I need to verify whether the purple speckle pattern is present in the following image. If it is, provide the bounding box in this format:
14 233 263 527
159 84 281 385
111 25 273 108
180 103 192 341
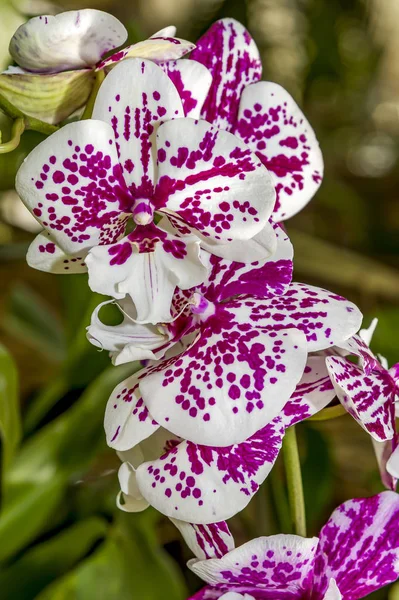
192 18 323 221
234 82 323 221
326 353 398 443
191 19 262 130
171 519 235 560
159 60 212 119
189 492 399 600
129 355 337 524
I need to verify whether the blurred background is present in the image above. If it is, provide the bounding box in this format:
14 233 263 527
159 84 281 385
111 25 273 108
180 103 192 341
0 0 398 598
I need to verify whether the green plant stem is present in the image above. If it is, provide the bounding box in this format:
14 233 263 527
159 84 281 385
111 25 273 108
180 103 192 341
82 70 105 119
282 425 306 537
0 118 25 153
308 404 346 421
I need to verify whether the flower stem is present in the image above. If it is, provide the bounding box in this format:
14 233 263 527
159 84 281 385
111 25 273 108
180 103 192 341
0 118 25 154
82 70 105 119
282 425 306 537
308 404 346 421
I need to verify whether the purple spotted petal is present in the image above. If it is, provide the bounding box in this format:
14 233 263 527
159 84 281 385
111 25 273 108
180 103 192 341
313 492 399 599
337 334 381 374
160 60 212 118
199 222 293 302
234 82 323 221
189 535 318 596
191 19 261 130
16 120 129 256
135 418 286 523
326 356 396 442
27 231 88 273
155 118 275 243
373 436 398 491
281 356 335 428
140 302 307 446
93 58 184 195
105 371 159 451
96 37 195 71
9 10 127 73
171 519 235 559
230 283 362 352
86 223 207 324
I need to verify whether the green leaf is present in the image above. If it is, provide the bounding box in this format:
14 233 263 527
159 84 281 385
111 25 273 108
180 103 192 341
36 514 187 600
0 362 140 562
0 343 21 475
0 518 107 600
4 283 66 363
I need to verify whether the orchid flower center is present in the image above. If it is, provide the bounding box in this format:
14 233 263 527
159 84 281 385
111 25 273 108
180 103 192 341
132 198 154 226
190 293 215 321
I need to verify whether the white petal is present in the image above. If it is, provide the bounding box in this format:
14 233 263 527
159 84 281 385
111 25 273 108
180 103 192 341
97 37 194 71
105 372 160 451
170 518 235 560
87 299 169 363
27 231 88 273
10 10 127 72
16 120 128 256
160 60 212 118
156 118 275 243
235 82 323 221
93 58 184 191
117 462 149 512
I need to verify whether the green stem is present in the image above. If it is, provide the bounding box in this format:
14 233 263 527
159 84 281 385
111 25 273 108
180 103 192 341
82 70 105 119
0 118 25 153
282 425 306 537
308 404 346 421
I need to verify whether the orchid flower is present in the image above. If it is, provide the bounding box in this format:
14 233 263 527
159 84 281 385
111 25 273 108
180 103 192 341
16 57 276 324
183 492 399 600
189 18 323 221
113 354 335 523
1 11 194 124
325 318 399 489
97 230 362 523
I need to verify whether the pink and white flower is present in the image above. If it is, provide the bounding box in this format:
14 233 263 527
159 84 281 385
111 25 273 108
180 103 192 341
113 355 335 523
190 18 323 221
185 492 399 600
17 57 275 323
325 319 399 489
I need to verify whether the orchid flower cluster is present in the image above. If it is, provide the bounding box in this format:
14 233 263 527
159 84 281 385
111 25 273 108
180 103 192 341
11 9 399 599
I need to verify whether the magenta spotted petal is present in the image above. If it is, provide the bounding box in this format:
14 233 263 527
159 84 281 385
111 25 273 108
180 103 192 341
198 222 293 302
326 355 396 442
189 535 318 596
232 283 363 352
313 492 399 599
155 118 275 243
160 60 213 119
170 519 235 560
16 120 129 256
135 418 286 523
112 353 338 523
27 231 88 273
140 303 307 446
191 19 262 130
93 58 184 194
104 371 159 451
234 82 323 221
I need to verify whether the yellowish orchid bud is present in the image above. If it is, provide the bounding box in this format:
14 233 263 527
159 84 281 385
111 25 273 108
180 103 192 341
0 68 95 125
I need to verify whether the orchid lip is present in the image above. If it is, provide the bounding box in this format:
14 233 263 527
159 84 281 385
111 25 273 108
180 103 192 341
190 293 215 320
132 199 154 225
